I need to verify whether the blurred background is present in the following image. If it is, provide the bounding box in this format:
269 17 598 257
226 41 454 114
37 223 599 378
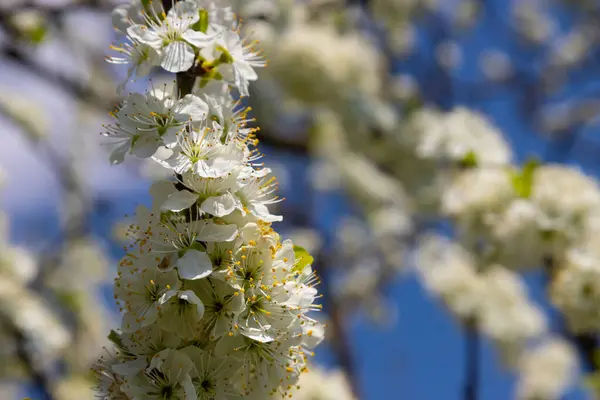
2 0 600 399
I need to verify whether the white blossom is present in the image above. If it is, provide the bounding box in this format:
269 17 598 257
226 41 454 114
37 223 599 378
104 88 209 164
127 1 214 73
551 248 600 333
516 338 578 400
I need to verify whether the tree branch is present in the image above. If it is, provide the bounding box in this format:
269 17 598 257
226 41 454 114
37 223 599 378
464 320 479 400
5 317 56 400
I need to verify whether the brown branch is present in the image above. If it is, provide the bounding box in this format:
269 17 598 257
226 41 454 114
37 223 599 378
4 316 56 400
464 320 479 400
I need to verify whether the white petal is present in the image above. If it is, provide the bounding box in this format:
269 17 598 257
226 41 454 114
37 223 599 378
112 357 147 376
177 250 213 280
110 142 129 165
158 289 178 305
161 41 195 73
194 221 238 242
161 190 198 212
200 193 238 217
212 316 231 338
178 94 209 120
170 0 199 21
240 327 275 343
131 135 159 158
237 62 258 81
127 25 162 48
251 203 282 222
194 149 243 178
179 290 205 320
302 321 325 349
214 334 245 358
182 374 197 400
182 30 214 47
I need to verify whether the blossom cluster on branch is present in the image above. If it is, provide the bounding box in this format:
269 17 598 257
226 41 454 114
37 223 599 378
94 1 324 399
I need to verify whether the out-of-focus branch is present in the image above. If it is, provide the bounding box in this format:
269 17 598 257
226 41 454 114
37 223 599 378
317 251 361 399
0 9 118 111
0 102 90 291
0 45 118 111
4 317 56 400
464 321 479 400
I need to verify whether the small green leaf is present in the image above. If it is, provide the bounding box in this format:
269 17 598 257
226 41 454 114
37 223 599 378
459 151 478 168
27 25 47 44
56 290 81 312
293 245 314 273
192 9 210 33
108 329 124 349
510 157 541 198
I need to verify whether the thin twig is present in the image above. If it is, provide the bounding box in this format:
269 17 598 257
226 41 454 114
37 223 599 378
464 320 479 400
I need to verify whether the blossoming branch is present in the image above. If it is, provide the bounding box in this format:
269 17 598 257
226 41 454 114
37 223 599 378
94 1 324 399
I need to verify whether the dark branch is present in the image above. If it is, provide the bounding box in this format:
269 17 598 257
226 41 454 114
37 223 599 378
464 320 479 400
5 318 56 400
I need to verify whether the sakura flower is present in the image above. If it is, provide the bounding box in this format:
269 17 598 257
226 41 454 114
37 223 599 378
155 122 245 177
127 0 214 72
104 88 209 164
200 29 266 96
121 348 196 400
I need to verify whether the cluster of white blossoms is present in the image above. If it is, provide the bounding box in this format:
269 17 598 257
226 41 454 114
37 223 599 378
96 1 324 399
516 337 578 400
266 19 382 105
276 365 356 400
417 236 547 366
109 0 265 95
413 107 600 397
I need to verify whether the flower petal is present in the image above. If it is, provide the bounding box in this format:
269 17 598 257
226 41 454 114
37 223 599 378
251 203 283 222
161 190 198 212
127 25 161 48
179 94 209 120
193 221 238 242
182 30 214 48
177 250 213 280
200 193 238 217
112 357 147 376
110 142 130 165
131 135 160 158
161 41 195 73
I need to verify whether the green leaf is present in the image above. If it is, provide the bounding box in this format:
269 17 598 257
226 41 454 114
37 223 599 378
56 290 82 313
27 24 47 44
192 9 210 33
108 329 124 349
459 151 478 168
293 245 314 273
510 157 540 198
